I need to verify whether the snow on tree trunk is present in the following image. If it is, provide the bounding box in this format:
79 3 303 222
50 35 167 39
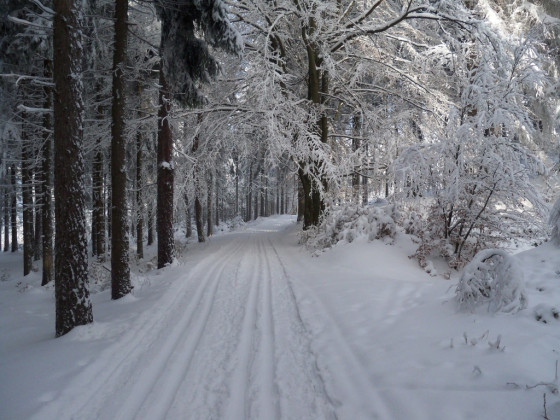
53 0 93 336
110 0 132 298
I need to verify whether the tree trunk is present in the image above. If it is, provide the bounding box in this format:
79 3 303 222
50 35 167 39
11 164 17 252
264 176 268 217
106 175 111 250
260 173 265 217
192 115 204 243
280 184 285 215
195 196 205 243
276 176 280 215
297 176 304 222
157 68 174 268
92 83 105 259
110 0 132 298
207 172 213 237
254 178 259 220
301 29 328 228
185 192 192 238
0 189 2 252
33 175 42 261
352 115 361 204
136 130 144 259
147 202 154 246
234 155 239 216
41 59 53 285
4 178 9 251
247 163 253 222
21 113 34 276
53 0 93 336
215 183 220 227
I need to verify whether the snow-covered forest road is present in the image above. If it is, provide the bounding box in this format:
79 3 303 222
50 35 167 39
28 217 385 420
2 216 559 420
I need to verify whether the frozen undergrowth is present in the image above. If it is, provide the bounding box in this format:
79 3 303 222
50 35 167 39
456 248 527 313
303 204 399 251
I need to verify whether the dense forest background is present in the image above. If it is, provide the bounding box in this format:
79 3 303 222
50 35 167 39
0 0 559 335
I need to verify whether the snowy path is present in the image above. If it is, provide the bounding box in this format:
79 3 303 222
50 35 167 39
3 215 559 420
29 219 380 420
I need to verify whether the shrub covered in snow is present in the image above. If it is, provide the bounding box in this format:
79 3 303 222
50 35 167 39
304 204 398 250
455 249 527 313
228 215 246 231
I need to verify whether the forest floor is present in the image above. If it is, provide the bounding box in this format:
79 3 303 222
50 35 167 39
1 215 560 420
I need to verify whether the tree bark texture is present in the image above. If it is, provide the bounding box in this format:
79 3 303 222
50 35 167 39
185 193 192 238
111 0 132 298
136 131 144 259
33 176 42 261
192 117 204 243
53 0 93 336
41 61 53 285
21 112 34 276
195 196 205 243
92 83 105 259
147 202 154 246
207 172 213 237
157 69 174 268
3 182 9 252
11 164 17 252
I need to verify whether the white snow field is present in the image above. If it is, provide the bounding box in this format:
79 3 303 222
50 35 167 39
1 215 559 420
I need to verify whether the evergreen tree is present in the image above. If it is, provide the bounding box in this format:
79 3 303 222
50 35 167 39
53 0 93 336
154 0 241 267
110 0 132 299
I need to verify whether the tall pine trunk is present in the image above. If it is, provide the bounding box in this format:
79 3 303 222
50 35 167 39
136 131 144 259
4 179 9 251
147 202 154 246
21 112 33 276
41 59 53 285
192 116 204 243
92 83 105 259
33 175 42 261
53 0 93 336
10 164 17 252
156 68 174 268
110 0 132 298
195 196 205 243
207 172 213 237
185 193 192 238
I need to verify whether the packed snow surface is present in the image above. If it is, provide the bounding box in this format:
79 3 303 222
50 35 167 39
1 215 559 419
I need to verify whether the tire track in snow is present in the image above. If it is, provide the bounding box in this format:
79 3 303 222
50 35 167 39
115 240 249 420
222 236 262 419
250 237 279 419
33 239 246 420
268 238 393 419
30 241 235 420
263 237 335 420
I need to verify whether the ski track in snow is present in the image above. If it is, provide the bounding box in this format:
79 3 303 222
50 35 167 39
8 218 558 420
30 228 343 420
268 238 393 420
29 222 423 420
